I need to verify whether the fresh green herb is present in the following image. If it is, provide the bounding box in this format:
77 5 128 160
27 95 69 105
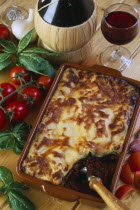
0 53 11 62
18 53 55 78
8 190 36 210
22 47 61 56
17 29 35 53
0 166 36 210
0 29 60 78
0 39 17 54
0 122 32 154
0 166 13 185
0 58 12 70
0 132 14 150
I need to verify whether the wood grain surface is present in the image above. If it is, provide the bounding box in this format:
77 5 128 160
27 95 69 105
0 0 140 210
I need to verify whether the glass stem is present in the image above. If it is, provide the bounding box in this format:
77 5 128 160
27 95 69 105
12 0 17 8
112 45 121 59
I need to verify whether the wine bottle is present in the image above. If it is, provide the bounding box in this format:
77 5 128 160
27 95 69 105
38 0 94 27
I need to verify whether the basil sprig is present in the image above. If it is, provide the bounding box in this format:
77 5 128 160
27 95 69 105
0 28 60 78
0 58 12 70
0 122 32 154
18 53 55 78
0 166 36 210
0 39 17 53
17 29 35 53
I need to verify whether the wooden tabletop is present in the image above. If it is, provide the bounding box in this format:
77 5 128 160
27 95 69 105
0 0 140 209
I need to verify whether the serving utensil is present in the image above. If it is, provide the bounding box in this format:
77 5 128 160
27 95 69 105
80 167 129 210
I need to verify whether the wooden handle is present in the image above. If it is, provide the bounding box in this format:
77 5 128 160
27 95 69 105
89 177 129 210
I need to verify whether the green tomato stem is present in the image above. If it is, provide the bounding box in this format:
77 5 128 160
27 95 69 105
0 105 6 112
0 80 35 105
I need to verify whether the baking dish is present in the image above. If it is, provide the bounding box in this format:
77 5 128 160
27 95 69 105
17 63 140 202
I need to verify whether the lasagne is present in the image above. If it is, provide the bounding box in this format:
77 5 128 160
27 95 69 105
22 67 139 185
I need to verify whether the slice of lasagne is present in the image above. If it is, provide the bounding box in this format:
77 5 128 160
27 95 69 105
22 67 139 185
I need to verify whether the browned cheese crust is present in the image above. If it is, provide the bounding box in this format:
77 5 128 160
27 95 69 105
23 67 139 185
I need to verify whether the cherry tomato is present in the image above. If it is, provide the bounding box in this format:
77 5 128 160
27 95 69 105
0 24 10 40
115 185 135 200
10 66 30 86
21 86 42 106
120 163 134 185
0 83 17 105
134 171 140 190
37 75 53 89
129 152 140 172
0 108 7 130
6 101 28 122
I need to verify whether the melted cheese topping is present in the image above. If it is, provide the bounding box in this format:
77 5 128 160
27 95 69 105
23 68 139 185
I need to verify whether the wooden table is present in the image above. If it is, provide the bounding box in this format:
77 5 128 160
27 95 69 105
0 0 140 209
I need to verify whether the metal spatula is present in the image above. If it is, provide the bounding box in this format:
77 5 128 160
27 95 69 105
80 167 129 210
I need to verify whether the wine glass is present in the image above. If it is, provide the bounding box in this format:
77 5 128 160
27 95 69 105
100 3 139 71
1 0 28 27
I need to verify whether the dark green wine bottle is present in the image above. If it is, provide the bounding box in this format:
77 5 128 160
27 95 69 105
38 0 94 27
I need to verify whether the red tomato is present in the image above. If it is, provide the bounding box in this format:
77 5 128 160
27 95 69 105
0 24 10 40
134 171 140 190
6 101 28 122
0 108 7 130
120 163 134 185
129 152 140 172
21 86 42 106
115 185 135 200
0 83 17 105
37 75 53 89
10 66 30 86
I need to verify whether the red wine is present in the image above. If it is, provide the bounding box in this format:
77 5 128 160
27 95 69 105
38 0 94 27
101 11 138 45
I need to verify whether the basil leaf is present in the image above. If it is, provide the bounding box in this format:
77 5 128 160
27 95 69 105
0 186 7 194
0 58 12 70
0 167 35 210
18 53 56 78
8 190 36 210
0 166 14 185
0 53 11 62
12 122 32 143
0 123 31 154
0 182 28 195
18 29 35 53
22 48 61 56
11 122 31 154
0 39 17 53
0 131 14 150
9 182 29 191
12 141 24 155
